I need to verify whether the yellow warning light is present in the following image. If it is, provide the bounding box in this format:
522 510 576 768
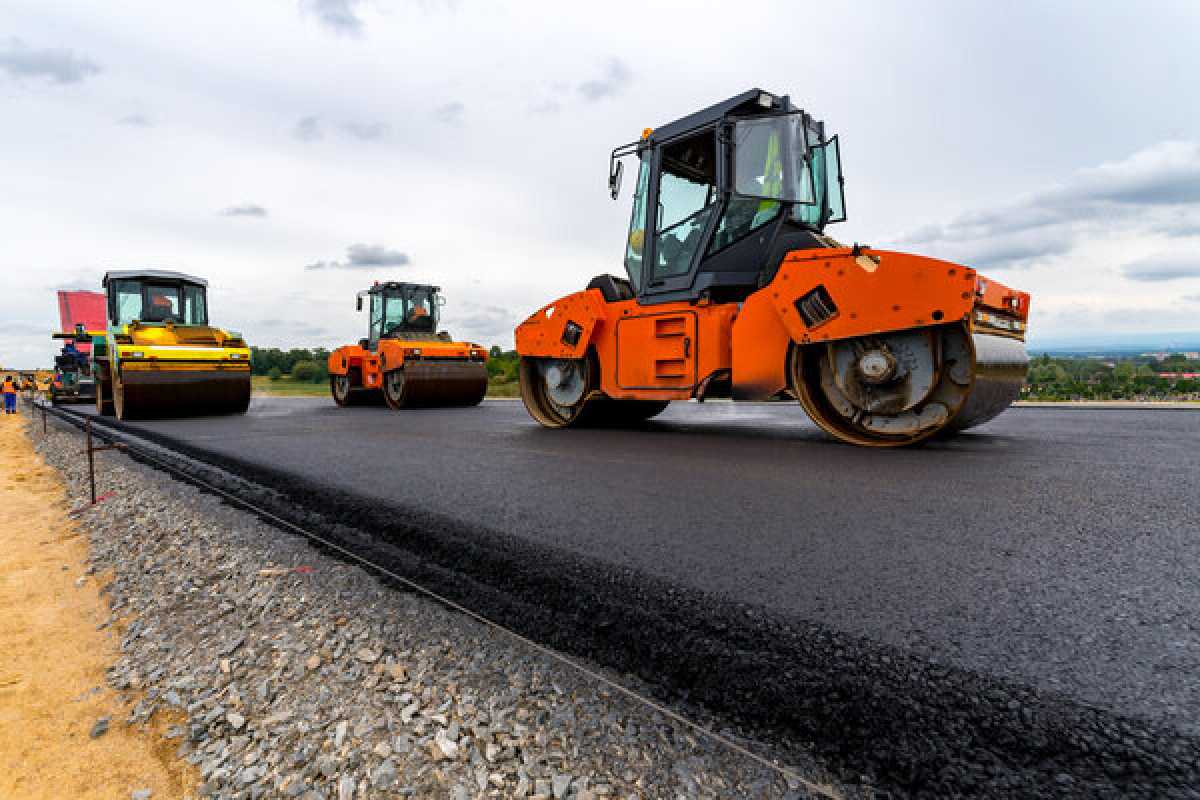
641 128 653 140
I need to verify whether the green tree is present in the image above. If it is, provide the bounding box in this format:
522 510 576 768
268 366 282 381
290 360 321 382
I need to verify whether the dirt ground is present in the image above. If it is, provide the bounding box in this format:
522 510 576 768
0 411 197 799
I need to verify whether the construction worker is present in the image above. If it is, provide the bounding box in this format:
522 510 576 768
407 301 431 328
141 290 177 322
2 374 17 414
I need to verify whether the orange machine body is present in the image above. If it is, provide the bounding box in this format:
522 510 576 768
515 247 1030 402
327 337 487 390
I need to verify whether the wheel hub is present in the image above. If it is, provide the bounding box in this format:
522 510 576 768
856 349 896 384
542 359 586 407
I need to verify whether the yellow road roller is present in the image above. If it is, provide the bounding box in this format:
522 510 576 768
92 270 251 419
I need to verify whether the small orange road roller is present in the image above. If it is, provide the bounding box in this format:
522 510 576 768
327 282 488 409
515 89 1030 446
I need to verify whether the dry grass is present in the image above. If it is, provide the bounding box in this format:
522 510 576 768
0 415 198 798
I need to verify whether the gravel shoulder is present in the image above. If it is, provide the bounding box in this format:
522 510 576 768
0 414 197 799
27 411 840 800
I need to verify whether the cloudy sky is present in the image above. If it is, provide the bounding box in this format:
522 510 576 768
3 0 1199 367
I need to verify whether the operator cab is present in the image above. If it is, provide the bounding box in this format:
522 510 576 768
356 282 448 349
102 270 209 326
606 89 846 305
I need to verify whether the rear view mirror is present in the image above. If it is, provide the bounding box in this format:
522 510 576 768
356 296 363 312
609 159 624 200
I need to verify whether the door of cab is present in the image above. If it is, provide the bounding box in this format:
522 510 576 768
615 310 698 391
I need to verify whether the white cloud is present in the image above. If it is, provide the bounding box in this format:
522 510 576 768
5 0 1200 366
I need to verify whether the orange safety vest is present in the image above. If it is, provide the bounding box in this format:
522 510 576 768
2 379 15 395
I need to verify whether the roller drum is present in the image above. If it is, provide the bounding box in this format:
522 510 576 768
116 370 251 419
793 323 1028 446
385 360 487 408
947 333 1029 432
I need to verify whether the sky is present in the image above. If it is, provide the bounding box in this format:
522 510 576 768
2 0 1200 367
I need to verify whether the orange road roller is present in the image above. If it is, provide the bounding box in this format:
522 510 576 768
327 282 488 409
515 89 1030 446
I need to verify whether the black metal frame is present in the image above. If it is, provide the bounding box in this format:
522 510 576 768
607 89 846 307
106 278 209 327
357 282 443 348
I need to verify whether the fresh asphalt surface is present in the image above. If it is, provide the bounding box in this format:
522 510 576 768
75 397 1200 794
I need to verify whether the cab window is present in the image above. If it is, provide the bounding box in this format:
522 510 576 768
369 293 384 344
623 158 651 289
143 285 182 322
652 130 716 283
183 285 208 325
113 280 143 325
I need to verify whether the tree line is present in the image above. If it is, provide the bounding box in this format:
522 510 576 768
1025 354 1200 401
249 347 331 382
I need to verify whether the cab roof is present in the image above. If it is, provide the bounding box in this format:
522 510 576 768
102 269 208 287
640 88 825 147
650 88 790 142
365 281 440 294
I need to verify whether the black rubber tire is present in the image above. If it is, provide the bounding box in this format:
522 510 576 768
518 356 595 428
519 355 667 428
331 373 353 407
382 369 407 410
95 367 114 416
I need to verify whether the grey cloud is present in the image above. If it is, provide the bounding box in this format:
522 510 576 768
300 0 365 37
220 204 268 218
0 38 101 84
1184 295 1200 304
342 121 387 140
294 115 322 141
895 141 1200 269
433 102 464 125
958 235 1075 270
118 114 152 127
1122 252 1200 282
578 58 631 102
304 243 411 270
346 244 409 266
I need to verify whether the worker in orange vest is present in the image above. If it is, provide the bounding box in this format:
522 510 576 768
2 374 17 414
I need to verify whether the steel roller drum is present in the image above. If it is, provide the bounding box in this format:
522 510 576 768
117 370 251 419
946 332 1029 432
385 361 487 408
